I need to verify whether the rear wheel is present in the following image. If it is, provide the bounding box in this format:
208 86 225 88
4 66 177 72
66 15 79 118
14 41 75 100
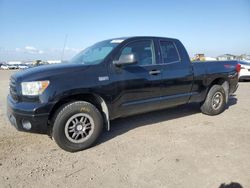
200 85 227 115
52 101 103 152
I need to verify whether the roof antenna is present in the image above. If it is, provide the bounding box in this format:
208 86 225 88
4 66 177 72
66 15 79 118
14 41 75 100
61 34 68 61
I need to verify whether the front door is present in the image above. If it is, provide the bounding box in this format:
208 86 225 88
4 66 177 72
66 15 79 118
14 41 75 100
109 39 163 118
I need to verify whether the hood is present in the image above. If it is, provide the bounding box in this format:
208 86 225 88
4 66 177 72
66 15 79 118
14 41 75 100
12 63 90 82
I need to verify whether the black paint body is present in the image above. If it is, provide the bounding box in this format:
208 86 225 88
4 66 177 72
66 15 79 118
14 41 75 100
7 37 239 134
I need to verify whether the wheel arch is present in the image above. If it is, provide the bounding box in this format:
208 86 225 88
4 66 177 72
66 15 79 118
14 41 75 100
48 93 110 131
207 77 229 103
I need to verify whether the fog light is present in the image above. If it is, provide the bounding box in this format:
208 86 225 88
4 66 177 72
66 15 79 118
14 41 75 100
22 120 32 130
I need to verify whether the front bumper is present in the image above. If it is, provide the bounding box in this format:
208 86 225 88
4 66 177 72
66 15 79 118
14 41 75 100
7 95 50 134
239 75 250 80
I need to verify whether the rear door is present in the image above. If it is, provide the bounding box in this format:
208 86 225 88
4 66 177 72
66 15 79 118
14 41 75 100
157 39 193 107
109 39 163 118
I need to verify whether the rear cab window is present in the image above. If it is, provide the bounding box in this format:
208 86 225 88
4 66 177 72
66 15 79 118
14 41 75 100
159 40 180 64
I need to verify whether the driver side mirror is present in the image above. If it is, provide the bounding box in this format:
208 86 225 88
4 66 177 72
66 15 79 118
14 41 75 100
113 53 137 66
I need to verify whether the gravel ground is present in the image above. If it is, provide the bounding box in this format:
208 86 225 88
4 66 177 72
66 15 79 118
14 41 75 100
0 70 249 188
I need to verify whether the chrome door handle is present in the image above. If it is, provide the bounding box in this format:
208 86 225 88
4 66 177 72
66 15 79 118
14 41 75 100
149 70 161 75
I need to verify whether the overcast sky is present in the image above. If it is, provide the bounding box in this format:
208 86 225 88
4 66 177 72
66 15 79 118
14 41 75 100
0 0 250 61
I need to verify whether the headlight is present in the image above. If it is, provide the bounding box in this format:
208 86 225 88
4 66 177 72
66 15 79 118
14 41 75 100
21 81 50 96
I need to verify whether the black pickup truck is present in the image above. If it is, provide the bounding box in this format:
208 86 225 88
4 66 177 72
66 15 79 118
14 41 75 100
7 36 240 152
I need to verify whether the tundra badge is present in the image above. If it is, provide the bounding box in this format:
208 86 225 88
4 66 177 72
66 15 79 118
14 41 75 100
98 76 109 81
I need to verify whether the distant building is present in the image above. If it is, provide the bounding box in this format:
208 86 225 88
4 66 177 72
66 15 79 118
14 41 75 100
236 54 250 61
192 54 205 61
47 60 62 64
23 61 34 65
217 54 236 61
191 54 216 61
195 54 205 61
7 61 22 65
204 56 217 61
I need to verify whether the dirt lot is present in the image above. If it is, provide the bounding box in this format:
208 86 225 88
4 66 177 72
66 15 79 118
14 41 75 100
0 70 249 188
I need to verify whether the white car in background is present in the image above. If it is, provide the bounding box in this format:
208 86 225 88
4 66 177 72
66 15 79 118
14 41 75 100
1 64 9 70
8 64 19 69
239 61 250 81
18 64 29 69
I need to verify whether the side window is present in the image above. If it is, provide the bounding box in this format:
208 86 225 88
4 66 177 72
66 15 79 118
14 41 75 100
118 40 154 66
160 41 180 64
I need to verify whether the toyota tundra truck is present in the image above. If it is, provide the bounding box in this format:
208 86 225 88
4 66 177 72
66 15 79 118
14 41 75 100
7 36 240 152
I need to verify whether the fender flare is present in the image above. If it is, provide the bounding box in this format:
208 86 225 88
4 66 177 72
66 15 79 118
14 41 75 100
93 94 110 131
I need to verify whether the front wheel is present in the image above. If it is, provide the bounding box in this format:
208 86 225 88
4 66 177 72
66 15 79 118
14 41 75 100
200 85 227 115
52 101 103 152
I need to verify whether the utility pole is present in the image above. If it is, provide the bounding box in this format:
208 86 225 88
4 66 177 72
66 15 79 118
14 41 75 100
61 34 68 61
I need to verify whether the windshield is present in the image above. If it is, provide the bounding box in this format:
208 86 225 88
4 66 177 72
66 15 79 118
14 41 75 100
69 39 123 65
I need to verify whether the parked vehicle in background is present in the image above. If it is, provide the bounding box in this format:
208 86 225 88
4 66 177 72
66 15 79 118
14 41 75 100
17 64 29 69
1 64 9 70
239 61 250 81
7 64 18 69
7 36 240 152
0 64 26 70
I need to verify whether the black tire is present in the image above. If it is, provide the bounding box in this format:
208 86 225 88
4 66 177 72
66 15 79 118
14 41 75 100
200 85 227 115
52 101 103 152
